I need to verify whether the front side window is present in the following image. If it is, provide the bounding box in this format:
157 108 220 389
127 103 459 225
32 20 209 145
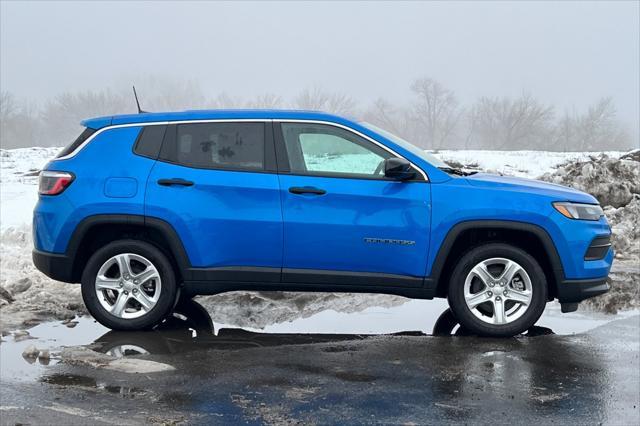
280 123 391 177
161 122 265 171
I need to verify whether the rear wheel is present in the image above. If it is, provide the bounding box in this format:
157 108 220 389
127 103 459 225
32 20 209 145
447 243 547 337
81 240 178 331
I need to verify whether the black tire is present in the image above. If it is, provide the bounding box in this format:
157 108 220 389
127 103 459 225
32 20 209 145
81 239 179 331
447 243 547 337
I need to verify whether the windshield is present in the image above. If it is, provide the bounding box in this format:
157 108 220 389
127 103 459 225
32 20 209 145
358 122 449 168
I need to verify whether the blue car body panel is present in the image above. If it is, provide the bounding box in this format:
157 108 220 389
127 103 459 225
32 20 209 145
427 176 611 280
34 126 153 253
145 162 283 268
278 174 431 277
33 109 613 293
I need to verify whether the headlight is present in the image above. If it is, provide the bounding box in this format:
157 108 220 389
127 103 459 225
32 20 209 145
553 202 603 221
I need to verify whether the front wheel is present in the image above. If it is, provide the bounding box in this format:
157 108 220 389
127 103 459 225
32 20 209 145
81 240 179 331
447 243 547 337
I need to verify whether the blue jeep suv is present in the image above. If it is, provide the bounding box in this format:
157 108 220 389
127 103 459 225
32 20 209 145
32 110 612 336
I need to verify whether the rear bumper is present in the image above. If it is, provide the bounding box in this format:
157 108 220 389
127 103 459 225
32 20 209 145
32 249 75 283
557 276 610 304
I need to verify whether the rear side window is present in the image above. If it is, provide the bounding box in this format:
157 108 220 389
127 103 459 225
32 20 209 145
160 122 265 171
56 127 96 158
133 125 167 159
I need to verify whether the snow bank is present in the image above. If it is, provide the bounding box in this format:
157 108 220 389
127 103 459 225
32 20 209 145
540 150 640 208
198 291 406 330
432 150 625 179
540 150 640 261
1 147 59 230
0 225 85 331
535 150 639 313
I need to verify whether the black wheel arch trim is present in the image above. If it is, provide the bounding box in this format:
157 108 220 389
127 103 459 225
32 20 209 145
426 220 566 294
62 214 191 282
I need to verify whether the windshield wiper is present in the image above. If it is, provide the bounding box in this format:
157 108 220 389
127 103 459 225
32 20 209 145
438 166 476 177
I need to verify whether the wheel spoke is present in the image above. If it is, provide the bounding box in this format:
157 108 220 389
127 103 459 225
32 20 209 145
111 292 129 317
506 289 530 305
493 298 506 324
498 260 520 284
115 254 132 278
471 263 493 285
493 299 506 324
96 275 121 290
133 268 159 286
134 291 154 311
465 291 490 309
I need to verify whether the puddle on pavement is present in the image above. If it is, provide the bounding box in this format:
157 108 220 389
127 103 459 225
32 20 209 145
1 297 636 385
41 373 146 397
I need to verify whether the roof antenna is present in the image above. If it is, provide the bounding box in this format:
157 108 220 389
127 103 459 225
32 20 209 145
132 85 146 113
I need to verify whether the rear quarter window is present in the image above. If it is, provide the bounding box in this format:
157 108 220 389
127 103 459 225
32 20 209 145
133 125 167 159
56 127 96 158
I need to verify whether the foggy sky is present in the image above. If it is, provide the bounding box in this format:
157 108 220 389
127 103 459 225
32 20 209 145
1 1 638 135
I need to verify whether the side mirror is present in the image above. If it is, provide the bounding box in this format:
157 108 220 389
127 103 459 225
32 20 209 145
384 158 415 181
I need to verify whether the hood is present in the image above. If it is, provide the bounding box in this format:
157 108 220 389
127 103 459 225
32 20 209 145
465 173 598 204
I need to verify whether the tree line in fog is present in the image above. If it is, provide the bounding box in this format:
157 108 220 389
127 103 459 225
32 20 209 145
0 77 634 151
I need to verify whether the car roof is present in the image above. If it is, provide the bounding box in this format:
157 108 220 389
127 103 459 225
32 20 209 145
81 109 354 129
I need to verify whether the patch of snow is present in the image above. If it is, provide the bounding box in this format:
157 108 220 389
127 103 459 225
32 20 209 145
432 150 626 179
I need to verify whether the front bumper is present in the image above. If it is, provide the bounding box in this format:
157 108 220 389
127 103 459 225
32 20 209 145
32 249 75 283
556 276 610 312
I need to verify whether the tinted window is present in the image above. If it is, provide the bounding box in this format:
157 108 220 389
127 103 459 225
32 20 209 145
56 127 96 158
161 122 265 171
280 123 391 177
133 125 167 159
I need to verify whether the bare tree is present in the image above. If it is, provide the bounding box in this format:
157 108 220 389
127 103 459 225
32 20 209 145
295 86 329 111
1 78 635 151
326 93 356 116
362 98 412 139
246 93 283 109
40 90 128 145
147 79 206 110
207 92 243 109
0 91 19 147
472 93 555 150
295 87 356 115
410 78 461 149
575 97 629 150
553 109 577 152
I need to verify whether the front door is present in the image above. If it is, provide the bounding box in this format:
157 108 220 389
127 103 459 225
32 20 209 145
275 122 431 284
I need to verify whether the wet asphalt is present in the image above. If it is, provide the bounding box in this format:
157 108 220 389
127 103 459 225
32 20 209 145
0 304 639 425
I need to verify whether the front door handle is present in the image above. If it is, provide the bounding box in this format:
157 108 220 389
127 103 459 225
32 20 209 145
157 178 194 187
289 186 326 195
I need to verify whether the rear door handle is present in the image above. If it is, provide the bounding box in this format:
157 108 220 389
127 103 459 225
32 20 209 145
289 186 326 195
157 178 194 187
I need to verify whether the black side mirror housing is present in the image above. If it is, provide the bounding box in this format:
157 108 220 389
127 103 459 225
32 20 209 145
384 158 415 181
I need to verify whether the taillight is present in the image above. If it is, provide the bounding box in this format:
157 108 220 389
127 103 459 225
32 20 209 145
38 171 75 195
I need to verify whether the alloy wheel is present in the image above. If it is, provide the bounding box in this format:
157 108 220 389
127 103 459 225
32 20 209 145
463 257 533 325
94 253 162 319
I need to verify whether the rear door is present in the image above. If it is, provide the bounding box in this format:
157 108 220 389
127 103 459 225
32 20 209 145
275 121 431 285
145 120 282 281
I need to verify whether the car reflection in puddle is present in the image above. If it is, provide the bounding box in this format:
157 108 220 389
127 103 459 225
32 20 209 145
5 300 635 424
91 299 556 358
95 299 375 357
64 299 618 424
